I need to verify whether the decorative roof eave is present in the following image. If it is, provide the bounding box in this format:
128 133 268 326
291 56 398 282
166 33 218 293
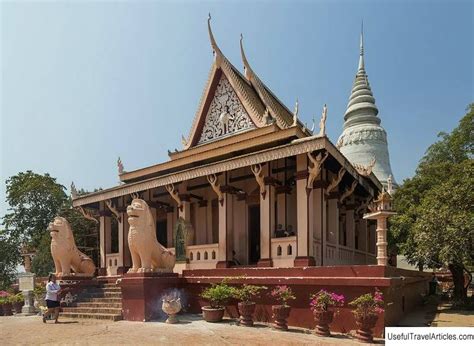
183 16 267 150
239 35 296 130
73 137 378 207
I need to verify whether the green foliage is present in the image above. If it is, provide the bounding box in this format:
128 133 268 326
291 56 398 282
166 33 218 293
200 281 236 308
31 231 54 276
391 104 474 300
33 283 46 300
0 230 21 290
2 171 100 277
233 284 267 304
3 171 68 245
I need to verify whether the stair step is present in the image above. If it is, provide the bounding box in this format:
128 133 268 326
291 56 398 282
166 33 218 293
62 307 122 314
60 312 122 321
76 302 122 308
83 292 122 298
82 297 122 303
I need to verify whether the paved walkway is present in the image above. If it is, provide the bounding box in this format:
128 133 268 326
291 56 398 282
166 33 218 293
1 314 371 345
397 301 474 327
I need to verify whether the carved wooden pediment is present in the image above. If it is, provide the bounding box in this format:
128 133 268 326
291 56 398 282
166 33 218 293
197 74 256 145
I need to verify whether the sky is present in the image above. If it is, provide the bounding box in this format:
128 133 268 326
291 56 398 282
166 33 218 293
1 0 473 217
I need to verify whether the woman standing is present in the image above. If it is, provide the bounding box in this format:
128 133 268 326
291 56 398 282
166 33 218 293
43 274 61 323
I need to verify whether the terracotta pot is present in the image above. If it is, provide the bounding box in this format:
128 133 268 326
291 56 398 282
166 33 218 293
201 306 225 322
238 302 256 327
354 313 379 343
13 302 24 314
313 309 334 337
272 305 291 330
2 302 13 316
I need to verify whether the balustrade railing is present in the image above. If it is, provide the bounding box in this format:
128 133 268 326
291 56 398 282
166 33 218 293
106 253 120 276
271 236 296 267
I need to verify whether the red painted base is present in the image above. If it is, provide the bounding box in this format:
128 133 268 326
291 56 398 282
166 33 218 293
119 272 180 321
257 258 273 267
216 261 232 268
293 256 316 267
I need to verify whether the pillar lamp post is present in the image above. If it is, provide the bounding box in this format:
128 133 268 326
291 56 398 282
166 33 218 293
363 190 396 266
19 244 37 314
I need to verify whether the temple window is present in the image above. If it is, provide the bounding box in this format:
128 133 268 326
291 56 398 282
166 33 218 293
190 252 193 261
197 252 201 260
287 245 292 256
212 251 216 260
277 245 282 256
204 251 208 260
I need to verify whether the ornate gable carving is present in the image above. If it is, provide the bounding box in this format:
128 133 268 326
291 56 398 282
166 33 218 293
198 74 256 145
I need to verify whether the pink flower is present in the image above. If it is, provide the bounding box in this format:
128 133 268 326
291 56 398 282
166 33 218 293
0 291 9 297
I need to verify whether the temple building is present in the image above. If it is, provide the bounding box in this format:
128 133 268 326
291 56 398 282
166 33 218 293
72 19 387 276
337 29 397 188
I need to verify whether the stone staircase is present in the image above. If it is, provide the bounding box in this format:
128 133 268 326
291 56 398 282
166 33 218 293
60 282 123 321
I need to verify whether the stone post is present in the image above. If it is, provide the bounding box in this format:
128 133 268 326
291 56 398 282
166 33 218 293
363 190 396 266
18 272 36 315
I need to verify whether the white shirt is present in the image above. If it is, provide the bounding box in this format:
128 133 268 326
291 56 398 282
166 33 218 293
45 282 61 301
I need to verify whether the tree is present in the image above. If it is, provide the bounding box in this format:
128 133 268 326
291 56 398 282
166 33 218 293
2 171 99 277
391 104 474 301
0 230 21 289
3 171 68 245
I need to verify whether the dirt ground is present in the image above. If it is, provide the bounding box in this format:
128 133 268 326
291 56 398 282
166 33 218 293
0 314 369 346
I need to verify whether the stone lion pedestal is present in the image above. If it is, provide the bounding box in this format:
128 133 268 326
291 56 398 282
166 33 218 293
119 272 180 321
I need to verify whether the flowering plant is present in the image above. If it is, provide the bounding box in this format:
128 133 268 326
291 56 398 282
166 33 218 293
349 288 384 318
310 290 345 312
270 285 296 306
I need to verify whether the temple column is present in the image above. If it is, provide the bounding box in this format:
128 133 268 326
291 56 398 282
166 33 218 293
358 219 368 252
258 163 274 267
294 154 315 266
276 192 286 230
166 208 174 248
178 195 194 246
346 208 355 248
206 201 213 243
314 184 326 266
346 207 355 263
327 196 339 264
99 214 106 270
217 192 231 267
117 212 125 273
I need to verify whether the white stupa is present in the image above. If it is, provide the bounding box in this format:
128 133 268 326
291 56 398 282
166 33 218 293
337 27 397 188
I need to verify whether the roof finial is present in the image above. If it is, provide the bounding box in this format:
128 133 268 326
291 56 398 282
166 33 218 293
293 99 299 126
240 33 252 80
207 13 220 60
358 20 365 71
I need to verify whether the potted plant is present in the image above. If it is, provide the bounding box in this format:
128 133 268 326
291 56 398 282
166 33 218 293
349 288 384 343
200 281 236 322
0 291 13 316
310 289 345 337
233 284 267 327
12 293 25 313
270 285 296 330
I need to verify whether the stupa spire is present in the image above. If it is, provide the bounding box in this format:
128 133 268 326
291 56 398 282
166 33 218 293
337 25 397 189
358 21 365 71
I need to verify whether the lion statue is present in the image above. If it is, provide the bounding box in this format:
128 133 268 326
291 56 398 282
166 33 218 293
49 216 96 276
127 198 176 273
